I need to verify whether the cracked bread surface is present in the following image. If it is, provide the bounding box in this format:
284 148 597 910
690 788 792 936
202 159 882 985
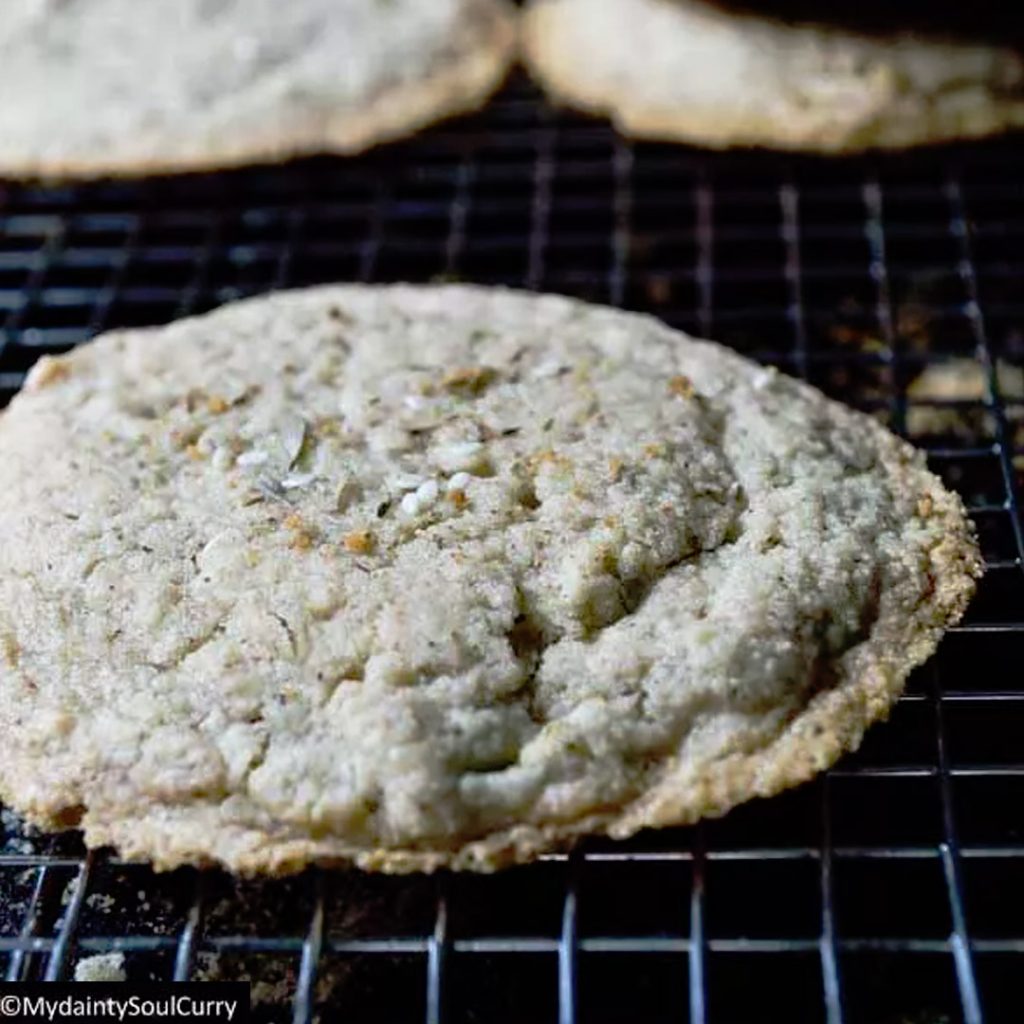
0 286 980 873
522 0 1024 152
0 0 515 179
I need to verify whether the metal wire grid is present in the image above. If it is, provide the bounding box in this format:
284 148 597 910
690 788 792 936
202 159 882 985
0 77 1023 1023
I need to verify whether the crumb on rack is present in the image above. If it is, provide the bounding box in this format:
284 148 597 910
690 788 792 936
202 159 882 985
74 952 126 982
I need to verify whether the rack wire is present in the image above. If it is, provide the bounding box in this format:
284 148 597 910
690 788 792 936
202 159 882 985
1 75 1023 1023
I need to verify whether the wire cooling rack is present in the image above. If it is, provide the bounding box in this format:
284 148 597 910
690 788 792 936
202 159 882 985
1 75 1023 1024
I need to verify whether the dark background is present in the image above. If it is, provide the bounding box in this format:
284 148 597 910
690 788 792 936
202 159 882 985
703 0 1024 45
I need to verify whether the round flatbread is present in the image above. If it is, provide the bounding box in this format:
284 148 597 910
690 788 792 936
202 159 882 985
0 0 515 180
0 286 979 873
522 0 1024 152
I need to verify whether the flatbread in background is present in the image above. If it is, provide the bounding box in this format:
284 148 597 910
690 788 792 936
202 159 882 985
0 286 979 874
906 357 1024 445
0 0 516 180
522 0 1024 152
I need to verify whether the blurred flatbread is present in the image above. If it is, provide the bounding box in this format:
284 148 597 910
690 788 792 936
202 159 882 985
0 0 515 179
523 0 1024 151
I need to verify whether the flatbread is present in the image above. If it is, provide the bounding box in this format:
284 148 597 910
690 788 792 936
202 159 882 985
522 0 1024 152
0 0 516 180
0 286 979 873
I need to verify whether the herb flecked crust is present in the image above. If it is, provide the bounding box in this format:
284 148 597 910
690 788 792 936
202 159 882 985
0 286 980 873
